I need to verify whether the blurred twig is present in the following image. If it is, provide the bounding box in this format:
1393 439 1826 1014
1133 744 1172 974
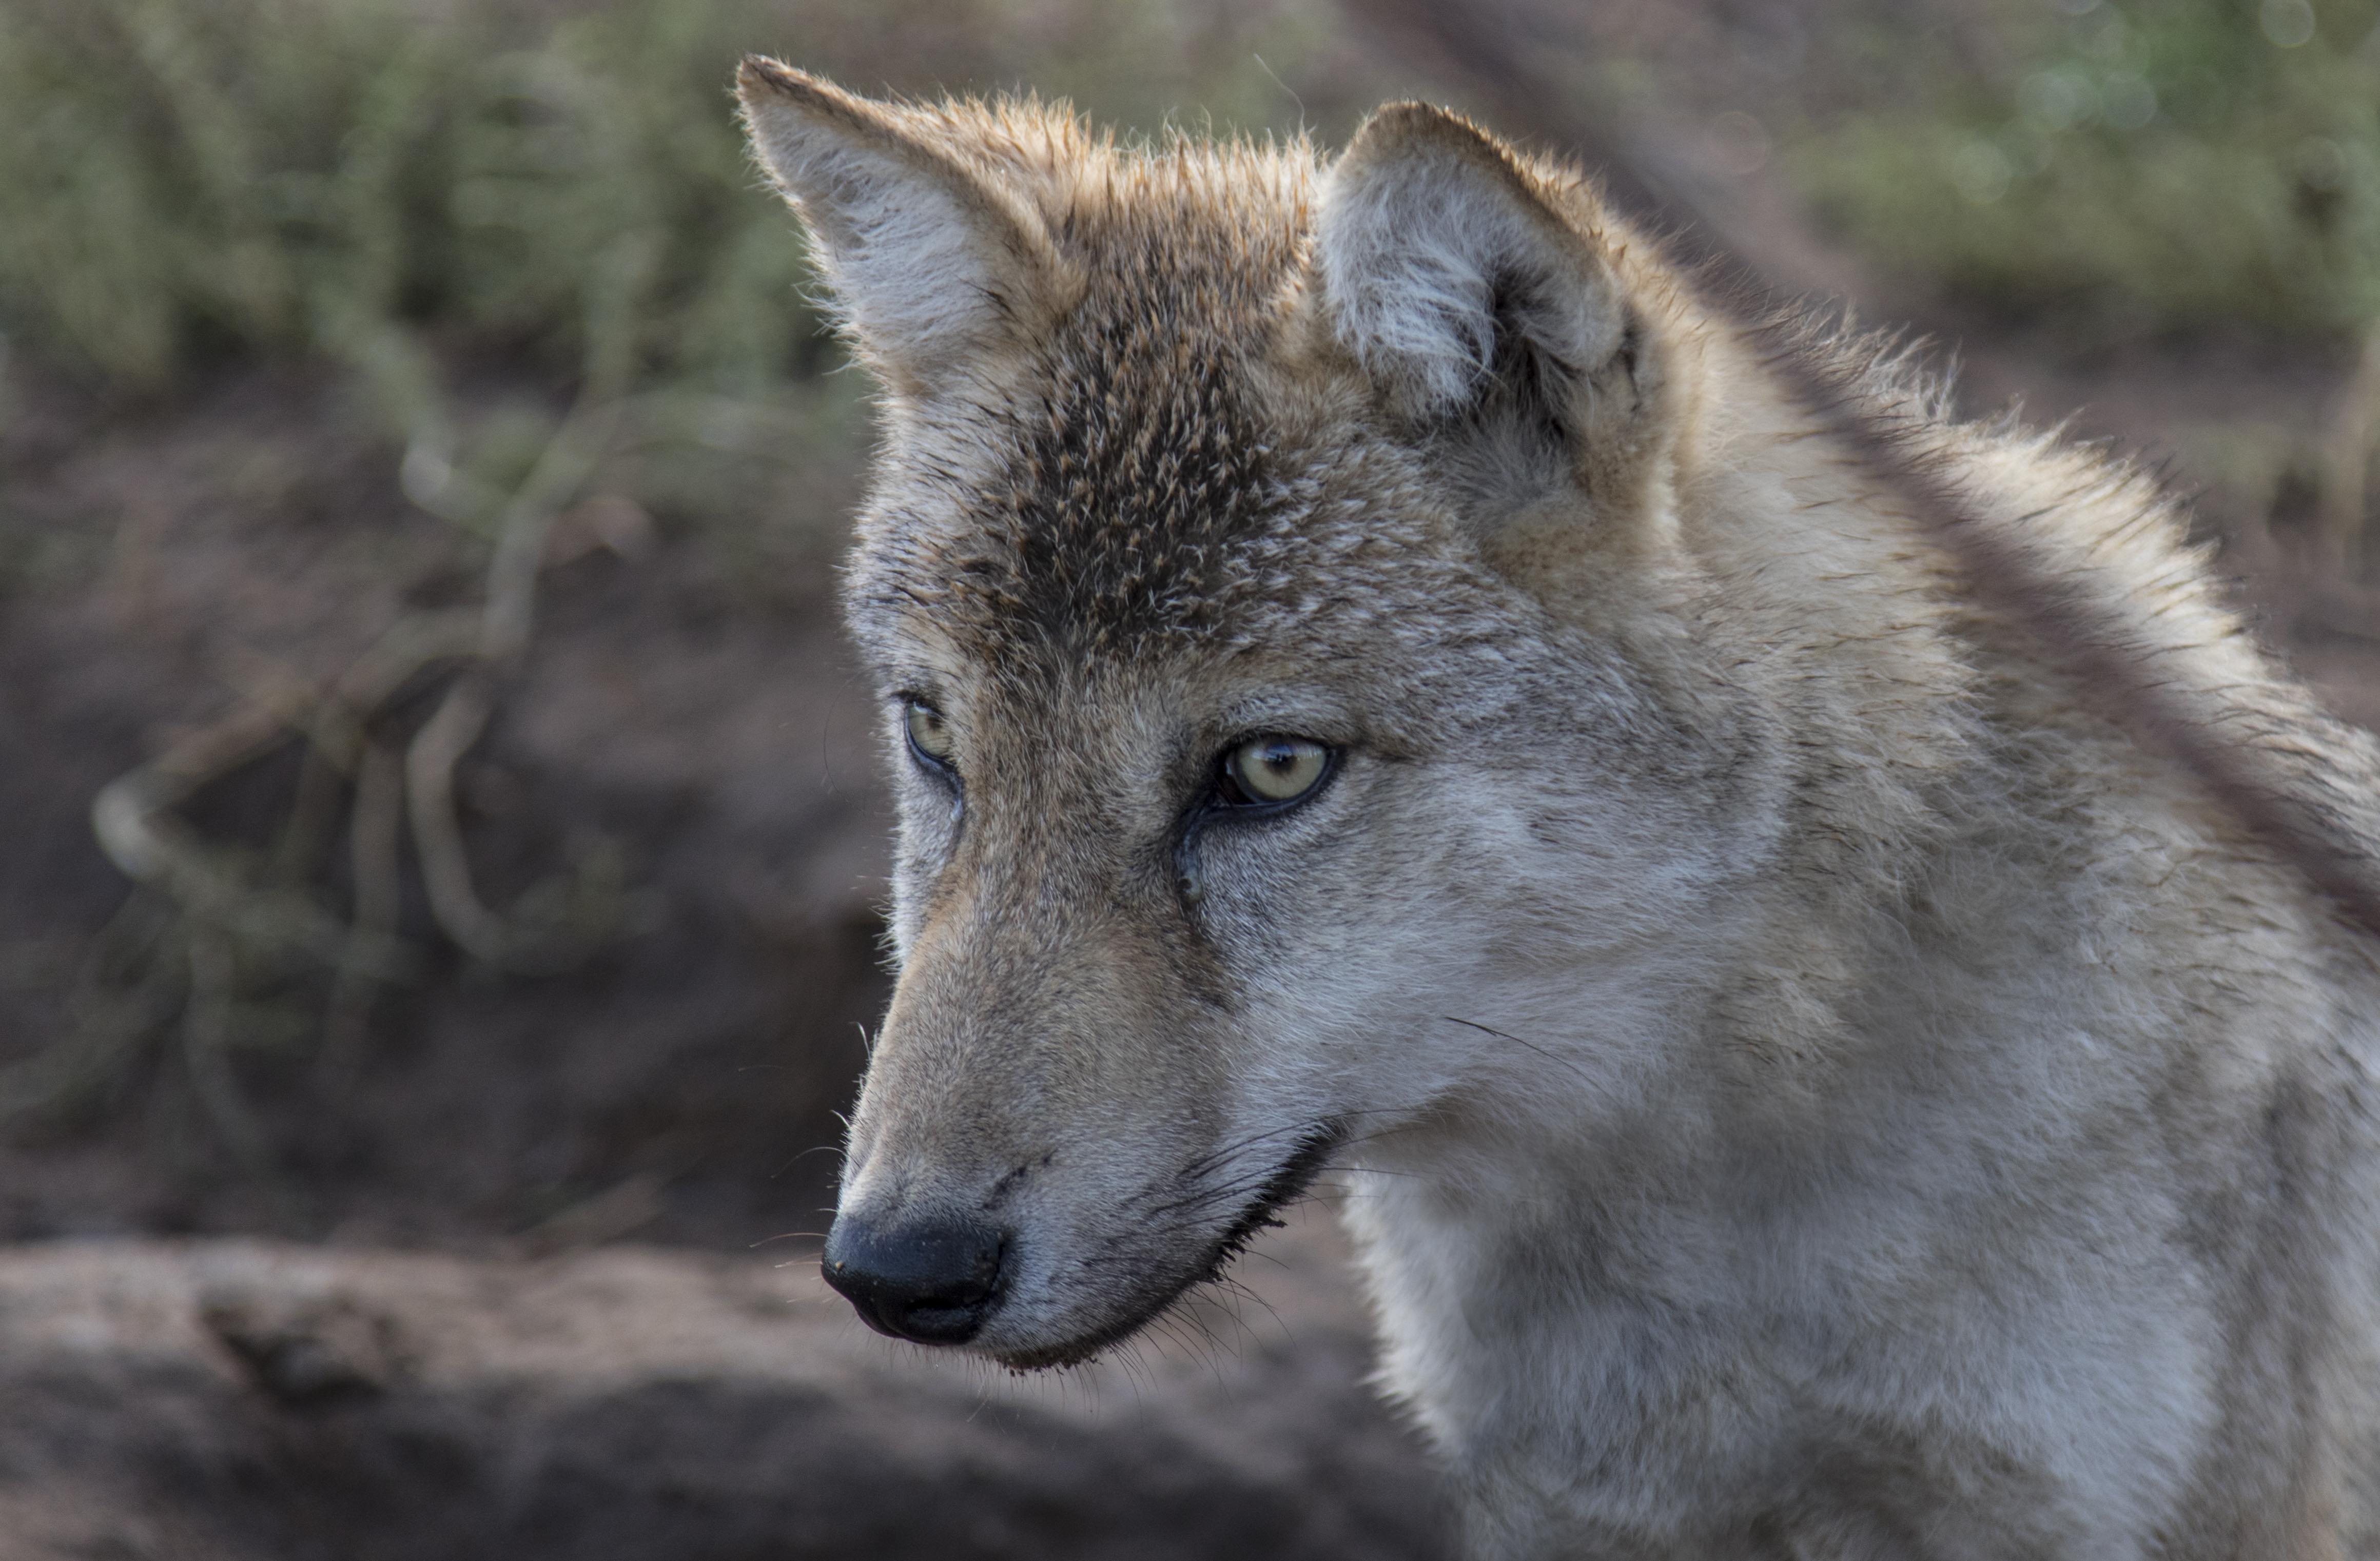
319 740 404 1087
408 379 628 970
47 237 654 1148
2320 325 2380 578
90 609 473 982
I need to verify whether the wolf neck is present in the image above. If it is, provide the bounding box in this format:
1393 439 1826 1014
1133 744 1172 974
1338 355 2329 1485
1341 719 2190 1517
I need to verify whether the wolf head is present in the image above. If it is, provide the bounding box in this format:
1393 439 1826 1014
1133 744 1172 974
738 61 1792 1367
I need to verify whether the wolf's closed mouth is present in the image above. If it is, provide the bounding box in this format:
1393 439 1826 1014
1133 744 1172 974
989 1124 1345 1371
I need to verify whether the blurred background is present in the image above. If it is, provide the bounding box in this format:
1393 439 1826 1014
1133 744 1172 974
0 0 2376 1419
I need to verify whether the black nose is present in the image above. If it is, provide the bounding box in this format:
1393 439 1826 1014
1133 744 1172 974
821 1212 1005 1345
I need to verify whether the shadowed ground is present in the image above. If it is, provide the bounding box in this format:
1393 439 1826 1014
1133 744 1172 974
0 1215 1451 1560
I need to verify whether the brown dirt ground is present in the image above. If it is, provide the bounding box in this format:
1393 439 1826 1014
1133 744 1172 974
0 1214 1452 1561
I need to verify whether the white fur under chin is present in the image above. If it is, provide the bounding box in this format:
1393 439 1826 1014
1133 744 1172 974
1338 1002 2216 1559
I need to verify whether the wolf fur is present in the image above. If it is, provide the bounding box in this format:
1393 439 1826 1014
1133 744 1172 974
737 59 2380 1559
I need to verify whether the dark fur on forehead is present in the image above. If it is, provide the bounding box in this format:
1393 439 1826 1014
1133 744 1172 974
852 118 1324 663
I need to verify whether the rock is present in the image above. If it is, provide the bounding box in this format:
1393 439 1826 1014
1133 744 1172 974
0 1218 1451 1559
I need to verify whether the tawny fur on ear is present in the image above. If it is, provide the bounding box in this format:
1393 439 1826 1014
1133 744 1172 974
1315 103 1634 424
1309 101 1687 541
735 58 1059 393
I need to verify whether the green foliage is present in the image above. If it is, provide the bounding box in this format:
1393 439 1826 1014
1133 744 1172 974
0 0 824 394
0 0 1370 608
1792 0 2380 338
0 0 1362 399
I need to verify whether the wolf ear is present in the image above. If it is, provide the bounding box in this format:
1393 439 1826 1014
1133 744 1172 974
1313 103 1665 511
736 59 1059 394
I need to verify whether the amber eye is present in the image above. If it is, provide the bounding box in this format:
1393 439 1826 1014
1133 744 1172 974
1221 735 1331 806
904 700 955 766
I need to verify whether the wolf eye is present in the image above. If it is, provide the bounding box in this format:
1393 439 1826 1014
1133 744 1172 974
1218 736 1332 807
904 699 955 767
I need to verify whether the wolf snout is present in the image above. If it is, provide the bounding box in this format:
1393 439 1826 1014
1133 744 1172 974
821 1211 1007 1344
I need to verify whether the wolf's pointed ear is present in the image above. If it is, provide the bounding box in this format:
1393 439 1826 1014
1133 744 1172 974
1313 103 1668 512
737 59 1059 394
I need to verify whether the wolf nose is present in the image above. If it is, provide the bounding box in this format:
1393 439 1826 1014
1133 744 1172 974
821 1212 1006 1344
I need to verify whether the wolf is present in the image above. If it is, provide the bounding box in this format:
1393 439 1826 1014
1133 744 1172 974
736 58 2380 1558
